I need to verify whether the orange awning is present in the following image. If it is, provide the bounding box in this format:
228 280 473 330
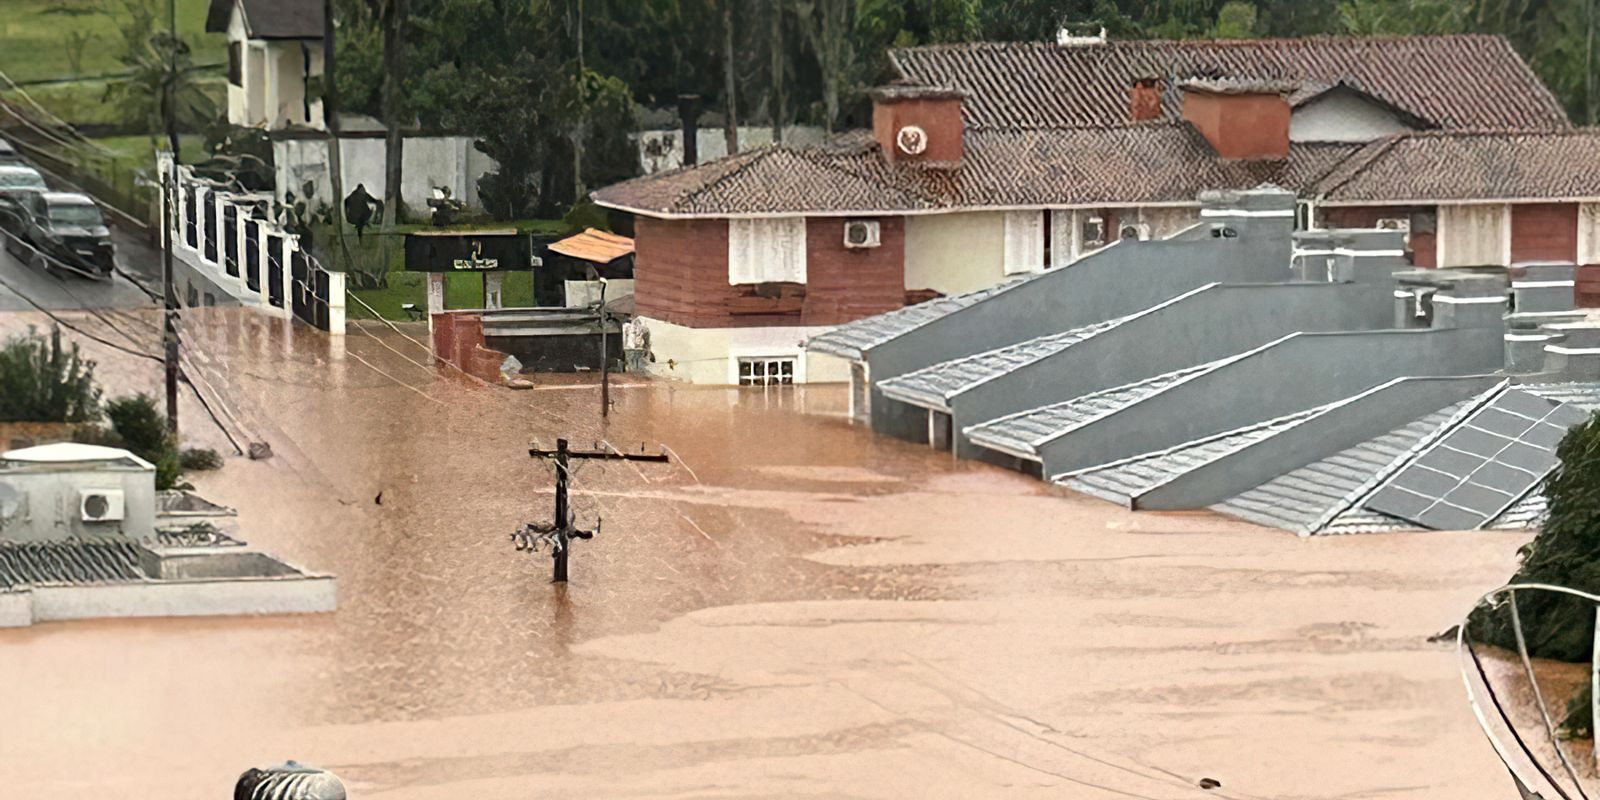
548 228 634 264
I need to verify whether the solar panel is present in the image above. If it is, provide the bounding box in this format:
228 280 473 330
1363 389 1590 530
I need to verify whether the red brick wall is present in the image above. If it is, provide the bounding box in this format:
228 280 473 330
1181 91 1290 160
632 215 906 328
633 217 730 327
872 97 964 163
803 216 907 325
1511 203 1578 263
1318 206 1436 268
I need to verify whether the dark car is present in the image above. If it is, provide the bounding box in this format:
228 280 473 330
17 192 116 277
0 136 26 166
0 165 47 239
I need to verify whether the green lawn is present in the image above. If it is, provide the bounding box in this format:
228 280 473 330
349 272 538 321
0 0 225 84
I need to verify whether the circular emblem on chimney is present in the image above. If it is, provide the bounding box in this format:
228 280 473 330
896 125 928 156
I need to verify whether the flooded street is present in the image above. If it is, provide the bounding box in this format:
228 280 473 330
0 308 1533 798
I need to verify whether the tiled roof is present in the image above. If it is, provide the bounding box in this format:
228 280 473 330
1315 129 1600 202
964 357 1234 458
877 314 1134 409
1060 404 1328 504
594 126 1360 217
804 276 1031 360
890 36 1568 131
207 0 324 39
0 539 146 590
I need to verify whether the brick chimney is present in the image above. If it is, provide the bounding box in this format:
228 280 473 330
869 85 965 164
1179 78 1293 160
1129 78 1162 122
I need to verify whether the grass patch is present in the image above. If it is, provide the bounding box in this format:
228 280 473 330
4 78 226 127
349 272 537 321
0 0 225 84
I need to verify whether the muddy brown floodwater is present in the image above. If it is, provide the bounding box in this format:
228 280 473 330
0 308 1536 798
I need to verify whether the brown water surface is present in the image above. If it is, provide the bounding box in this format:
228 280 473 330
0 309 1532 798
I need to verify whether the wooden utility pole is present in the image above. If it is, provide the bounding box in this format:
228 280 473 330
162 0 180 433
515 439 668 583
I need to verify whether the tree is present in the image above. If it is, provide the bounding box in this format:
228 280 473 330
103 395 182 489
368 0 408 226
1213 0 1258 36
0 327 100 424
100 0 216 155
797 0 861 133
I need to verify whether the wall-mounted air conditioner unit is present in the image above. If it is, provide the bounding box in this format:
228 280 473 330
1376 218 1410 231
1120 223 1151 241
843 220 881 249
79 489 125 523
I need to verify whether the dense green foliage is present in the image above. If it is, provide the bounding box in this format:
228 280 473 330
102 394 182 490
1468 413 1600 734
324 0 1600 221
0 327 101 423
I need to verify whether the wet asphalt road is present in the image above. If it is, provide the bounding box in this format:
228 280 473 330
0 223 161 312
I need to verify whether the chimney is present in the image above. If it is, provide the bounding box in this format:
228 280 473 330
869 85 965 165
677 94 701 167
1179 79 1293 160
1129 78 1162 122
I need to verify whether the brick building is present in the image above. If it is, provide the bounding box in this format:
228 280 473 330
593 34 1594 384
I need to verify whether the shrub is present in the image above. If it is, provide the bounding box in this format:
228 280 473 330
103 395 181 490
180 448 223 471
1467 412 1600 734
0 326 101 423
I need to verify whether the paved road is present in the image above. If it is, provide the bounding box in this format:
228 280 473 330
0 225 162 312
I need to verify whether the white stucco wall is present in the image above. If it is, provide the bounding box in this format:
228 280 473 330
905 211 1007 296
1290 91 1413 143
0 576 337 628
637 126 829 174
637 316 851 385
273 136 497 215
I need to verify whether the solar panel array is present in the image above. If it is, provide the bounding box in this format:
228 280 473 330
1364 389 1590 530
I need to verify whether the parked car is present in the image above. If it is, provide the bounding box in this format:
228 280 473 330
0 136 26 166
0 164 47 238
16 192 116 277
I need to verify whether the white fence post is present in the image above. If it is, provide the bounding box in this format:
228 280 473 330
326 271 346 336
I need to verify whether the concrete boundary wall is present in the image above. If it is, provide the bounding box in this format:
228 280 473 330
869 215 1293 435
1030 327 1507 476
0 577 336 627
1133 375 1503 510
944 281 1394 458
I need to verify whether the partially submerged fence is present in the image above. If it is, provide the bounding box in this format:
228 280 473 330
159 152 344 335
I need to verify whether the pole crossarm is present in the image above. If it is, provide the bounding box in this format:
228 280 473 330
515 437 670 583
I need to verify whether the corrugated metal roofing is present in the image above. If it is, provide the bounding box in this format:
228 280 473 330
804 277 1031 360
1213 398 1478 534
964 357 1233 458
877 314 1133 409
1059 403 1329 505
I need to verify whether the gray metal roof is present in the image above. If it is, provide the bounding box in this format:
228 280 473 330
1214 397 1480 534
1059 404 1329 505
964 357 1233 459
804 277 1030 361
877 314 1131 409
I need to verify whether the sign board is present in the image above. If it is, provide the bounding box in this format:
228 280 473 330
404 230 532 272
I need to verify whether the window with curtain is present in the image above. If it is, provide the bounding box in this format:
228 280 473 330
1003 211 1044 275
728 218 807 284
1438 204 1509 267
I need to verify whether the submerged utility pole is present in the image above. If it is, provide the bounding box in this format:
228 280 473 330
162 0 181 433
514 438 668 583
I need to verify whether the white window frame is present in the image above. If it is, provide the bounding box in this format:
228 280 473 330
1003 210 1045 275
728 217 807 285
734 355 798 386
1579 203 1600 265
